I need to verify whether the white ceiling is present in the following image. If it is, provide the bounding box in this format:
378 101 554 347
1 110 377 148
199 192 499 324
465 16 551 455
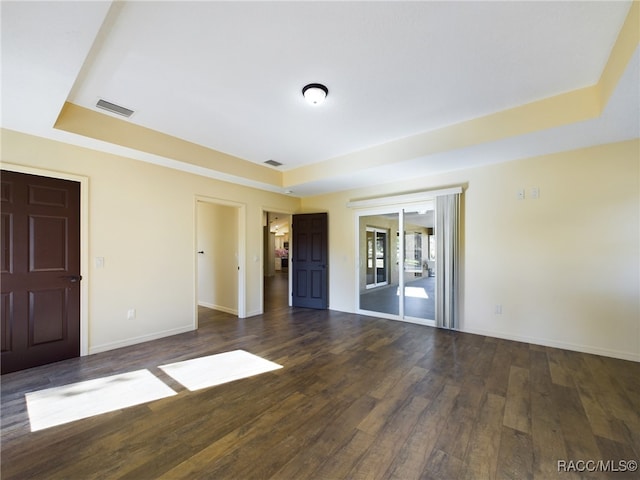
1 1 638 197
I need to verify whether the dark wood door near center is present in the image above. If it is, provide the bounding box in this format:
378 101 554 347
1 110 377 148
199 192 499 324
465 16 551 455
292 213 328 309
1 171 81 374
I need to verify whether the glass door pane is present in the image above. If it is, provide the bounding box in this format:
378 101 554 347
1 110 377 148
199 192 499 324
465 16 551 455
359 213 399 316
366 230 374 286
375 231 387 284
402 208 435 321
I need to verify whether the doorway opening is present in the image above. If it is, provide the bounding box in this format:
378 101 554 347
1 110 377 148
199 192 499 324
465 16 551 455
262 211 291 312
195 197 246 324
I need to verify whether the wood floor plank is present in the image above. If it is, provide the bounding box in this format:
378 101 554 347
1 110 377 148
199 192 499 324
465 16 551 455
429 374 485 463
470 339 497 377
271 394 377 480
385 383 461 480
547 349 575 388
484 340 514 397
348 396 430 480
202 394 350 480
421 448 465 480
529 350 553 395
578 385 626 443
311 429 376 479
458 392 506 480
531 388 571 479
551 383 603 464
510 340 532 369
496 426 534 480
145 391 310 479
356 366 428 436
503 365 531 434
594 436 640 480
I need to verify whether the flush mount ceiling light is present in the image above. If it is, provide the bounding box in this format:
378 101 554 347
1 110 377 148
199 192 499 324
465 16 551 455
302 83 328 106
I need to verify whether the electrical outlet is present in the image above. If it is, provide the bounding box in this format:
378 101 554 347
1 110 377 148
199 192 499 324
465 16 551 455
517 189 525 200
495 304 503 315
531 187 540 199
127 308 136 320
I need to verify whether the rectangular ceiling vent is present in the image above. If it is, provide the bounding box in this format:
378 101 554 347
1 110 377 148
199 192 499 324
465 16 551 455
264 159 283 167
96 99 134 118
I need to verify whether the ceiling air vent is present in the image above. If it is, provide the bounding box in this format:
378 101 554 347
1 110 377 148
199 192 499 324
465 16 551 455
96 99 134 118
264 160 283 167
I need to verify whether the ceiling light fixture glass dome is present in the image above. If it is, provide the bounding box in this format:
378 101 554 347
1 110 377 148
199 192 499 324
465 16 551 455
302 83 328 106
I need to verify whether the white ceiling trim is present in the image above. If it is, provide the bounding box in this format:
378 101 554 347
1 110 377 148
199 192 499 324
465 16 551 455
347 186 463 209
1 1 637 198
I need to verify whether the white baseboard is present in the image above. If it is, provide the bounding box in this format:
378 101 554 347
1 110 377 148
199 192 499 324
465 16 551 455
459 326 640 363
198 301 238 315
337 307 639 363
197 301 216 309
89 325 195 355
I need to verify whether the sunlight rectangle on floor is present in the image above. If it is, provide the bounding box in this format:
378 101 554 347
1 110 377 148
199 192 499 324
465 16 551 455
25 370 177 432
159 350 283 391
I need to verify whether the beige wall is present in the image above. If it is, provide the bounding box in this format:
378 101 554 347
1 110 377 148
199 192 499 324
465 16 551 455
2 128 638 361
1 129 300 354
197 201 238 314
302 140 640 361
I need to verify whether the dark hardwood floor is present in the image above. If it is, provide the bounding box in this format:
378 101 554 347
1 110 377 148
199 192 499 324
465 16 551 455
264 271 290 312
1 278 638 479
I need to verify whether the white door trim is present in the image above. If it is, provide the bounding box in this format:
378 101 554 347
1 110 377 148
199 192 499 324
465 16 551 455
1 162 90 356
194 195 246 320
260 207 294 313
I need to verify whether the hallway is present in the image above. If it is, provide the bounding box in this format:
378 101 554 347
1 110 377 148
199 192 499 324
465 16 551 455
264 272 289 312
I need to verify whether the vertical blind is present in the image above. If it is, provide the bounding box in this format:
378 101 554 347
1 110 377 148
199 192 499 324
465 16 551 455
435 193 460 329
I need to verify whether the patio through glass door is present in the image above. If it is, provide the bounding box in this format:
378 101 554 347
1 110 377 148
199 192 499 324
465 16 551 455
366 227 389 289
357 206 435 324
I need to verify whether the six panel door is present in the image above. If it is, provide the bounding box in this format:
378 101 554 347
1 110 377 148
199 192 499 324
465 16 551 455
292 213 328 309
1 171 81 374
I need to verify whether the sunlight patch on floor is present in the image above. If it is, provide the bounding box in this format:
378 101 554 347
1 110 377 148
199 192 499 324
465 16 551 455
25 370 177 432
159 350 283 391
396 286 429 299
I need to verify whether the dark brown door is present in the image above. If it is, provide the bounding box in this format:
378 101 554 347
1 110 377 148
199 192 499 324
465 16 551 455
292 213 328 309
1 171 81 374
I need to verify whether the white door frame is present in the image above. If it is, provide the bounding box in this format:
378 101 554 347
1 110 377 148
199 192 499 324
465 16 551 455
1 163 90 355
194 196 246 322
354 202 436 326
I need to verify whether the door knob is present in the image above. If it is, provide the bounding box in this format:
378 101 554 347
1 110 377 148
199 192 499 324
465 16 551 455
63 275 82 283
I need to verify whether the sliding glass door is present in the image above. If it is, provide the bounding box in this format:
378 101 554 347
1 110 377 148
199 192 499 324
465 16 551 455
358 207 435 323
359 214 399 317
352 188 461 329
402 208 435 323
